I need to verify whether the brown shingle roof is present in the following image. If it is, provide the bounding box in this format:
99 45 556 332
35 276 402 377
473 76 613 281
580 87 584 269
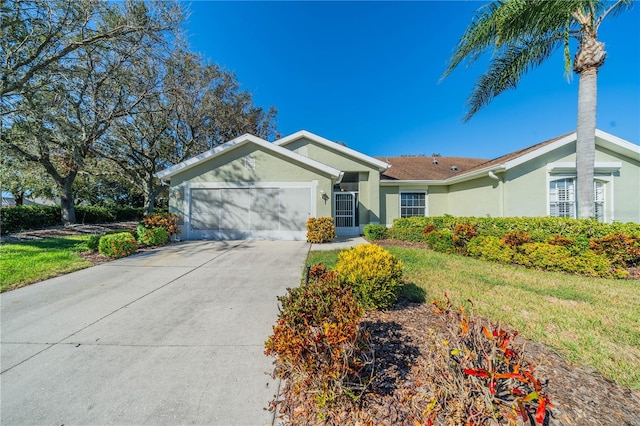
457 131 574 176
379 131 576 181
379 156 487 180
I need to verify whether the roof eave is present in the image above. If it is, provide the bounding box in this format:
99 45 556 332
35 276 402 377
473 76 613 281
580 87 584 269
155 133 341 180
275 130 390 171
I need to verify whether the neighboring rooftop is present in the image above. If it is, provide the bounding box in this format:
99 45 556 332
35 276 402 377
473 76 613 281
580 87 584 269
380 156 487 181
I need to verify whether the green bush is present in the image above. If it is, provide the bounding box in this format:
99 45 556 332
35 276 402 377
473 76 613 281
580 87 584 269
114 206 144 221
514 243 618 278
335 244 404 310
424 229 455 254
1 205 61 234
466 236 515 264
306 217 336 243
75 206 116 224
137 225 168 246
98 232 138 258
363 223 387 240
86 234 102 252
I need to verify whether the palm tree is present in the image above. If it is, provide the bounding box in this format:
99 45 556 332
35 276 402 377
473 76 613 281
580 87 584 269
442 0 632 219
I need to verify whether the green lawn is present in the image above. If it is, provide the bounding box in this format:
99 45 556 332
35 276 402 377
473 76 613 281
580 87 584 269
307 245 640 389
0 236 93 292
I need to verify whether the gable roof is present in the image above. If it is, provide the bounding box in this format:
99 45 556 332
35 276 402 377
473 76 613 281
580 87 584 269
380 156 487 181
155 133 342 180
274 130 390 172
453 129 640 181
380 129 639 184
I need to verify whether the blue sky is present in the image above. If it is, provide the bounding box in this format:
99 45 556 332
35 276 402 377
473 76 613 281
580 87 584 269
183 1 640 160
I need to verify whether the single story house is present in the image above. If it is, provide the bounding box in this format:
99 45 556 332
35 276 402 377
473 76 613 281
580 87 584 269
155 129 640 240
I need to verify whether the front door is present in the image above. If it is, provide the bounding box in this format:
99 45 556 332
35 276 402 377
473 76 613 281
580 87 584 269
334 191 359 235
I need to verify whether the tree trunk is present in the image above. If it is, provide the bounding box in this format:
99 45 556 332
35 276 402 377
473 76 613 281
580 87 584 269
575 67 597 219
574 26 605 221
59 176 77 224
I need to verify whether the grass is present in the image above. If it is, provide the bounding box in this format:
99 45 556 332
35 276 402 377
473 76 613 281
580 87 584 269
0 236 93 292
307 246 640 389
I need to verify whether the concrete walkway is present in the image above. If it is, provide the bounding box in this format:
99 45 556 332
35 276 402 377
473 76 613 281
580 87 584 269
1 240 309 425
310 235 368 251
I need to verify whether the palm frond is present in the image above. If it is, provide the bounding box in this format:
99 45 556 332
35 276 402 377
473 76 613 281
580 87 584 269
463 33 564 121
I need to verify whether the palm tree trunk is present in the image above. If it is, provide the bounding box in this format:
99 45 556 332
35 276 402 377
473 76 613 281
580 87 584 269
575 67 597 219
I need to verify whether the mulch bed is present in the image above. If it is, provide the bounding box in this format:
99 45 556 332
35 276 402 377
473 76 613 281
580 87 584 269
274 240 640 425
274 299 640 425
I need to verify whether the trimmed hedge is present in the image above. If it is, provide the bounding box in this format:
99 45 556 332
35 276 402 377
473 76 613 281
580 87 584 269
1 205 144 234
388 216 640 242
389 216 640 278
1 206 61 234
363 223 387 240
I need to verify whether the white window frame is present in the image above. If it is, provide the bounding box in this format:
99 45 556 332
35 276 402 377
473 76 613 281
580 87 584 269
549 177 576 219
400 191 427 218
547 175 611 222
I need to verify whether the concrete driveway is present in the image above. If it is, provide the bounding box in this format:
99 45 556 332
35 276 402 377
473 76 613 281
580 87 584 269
1 240 309 425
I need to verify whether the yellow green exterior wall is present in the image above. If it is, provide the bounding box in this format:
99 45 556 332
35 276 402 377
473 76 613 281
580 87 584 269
284 137 384 226
167 142 335 223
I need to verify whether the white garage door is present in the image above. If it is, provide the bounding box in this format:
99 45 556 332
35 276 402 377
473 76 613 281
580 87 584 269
188 186 312 240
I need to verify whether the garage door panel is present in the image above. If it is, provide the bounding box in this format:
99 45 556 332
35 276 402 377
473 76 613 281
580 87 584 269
191 215 220 231
279 213 308 231
191 189 219 214
280 188 311 213
251 188 279 214
250 213 280 231
188 185 312 239
221 188 251 215
220 212 249 231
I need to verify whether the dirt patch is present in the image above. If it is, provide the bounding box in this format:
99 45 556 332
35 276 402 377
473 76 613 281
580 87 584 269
1 221 139 243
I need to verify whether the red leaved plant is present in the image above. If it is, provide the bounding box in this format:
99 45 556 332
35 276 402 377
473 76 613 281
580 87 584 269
427 295 553 425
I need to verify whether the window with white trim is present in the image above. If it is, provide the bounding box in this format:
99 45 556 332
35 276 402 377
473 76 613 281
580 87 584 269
549 178 606 222
594 180 605 222
549 178 575 218
400 192 426 218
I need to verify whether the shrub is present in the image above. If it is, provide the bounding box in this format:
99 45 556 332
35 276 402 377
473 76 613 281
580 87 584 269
466 236 515 264
264 273 368 419
452 223 478 252
113 206 144 221
98 232 138 258
1 205 61 234
388 216 433 241
424 229 455 254
137 225 168 246
501 230 531 248
142 213 180 235
589 233 640 268
306 217 336 243
75 205 116 224
336 244 404 310
514 243 618 278
86 234 102 252
423 296 553 425
363 223 387 240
